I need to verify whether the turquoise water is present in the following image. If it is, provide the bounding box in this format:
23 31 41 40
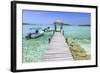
22 24 91 63
63 25 91 54
22 24 53 63
63 25 90 39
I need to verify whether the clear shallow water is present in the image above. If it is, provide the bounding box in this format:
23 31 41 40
22 24 53 63
22 24 91 63
63 25 91 54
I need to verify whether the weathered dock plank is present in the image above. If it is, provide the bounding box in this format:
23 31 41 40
41 32 73 62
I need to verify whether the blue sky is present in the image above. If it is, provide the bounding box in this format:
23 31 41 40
23 10 91 25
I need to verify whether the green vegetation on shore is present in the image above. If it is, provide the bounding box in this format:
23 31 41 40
66 38 91 60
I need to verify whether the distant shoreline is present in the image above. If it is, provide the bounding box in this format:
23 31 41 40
23 23 90 26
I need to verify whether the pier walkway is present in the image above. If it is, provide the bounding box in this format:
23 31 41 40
42 32 73 61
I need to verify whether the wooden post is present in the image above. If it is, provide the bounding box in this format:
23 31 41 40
48 38 51 43
63 31 64 35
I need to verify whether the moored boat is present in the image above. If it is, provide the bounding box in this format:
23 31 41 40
25 29 44 39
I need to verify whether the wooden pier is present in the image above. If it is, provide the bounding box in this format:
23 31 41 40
41 32 73 62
